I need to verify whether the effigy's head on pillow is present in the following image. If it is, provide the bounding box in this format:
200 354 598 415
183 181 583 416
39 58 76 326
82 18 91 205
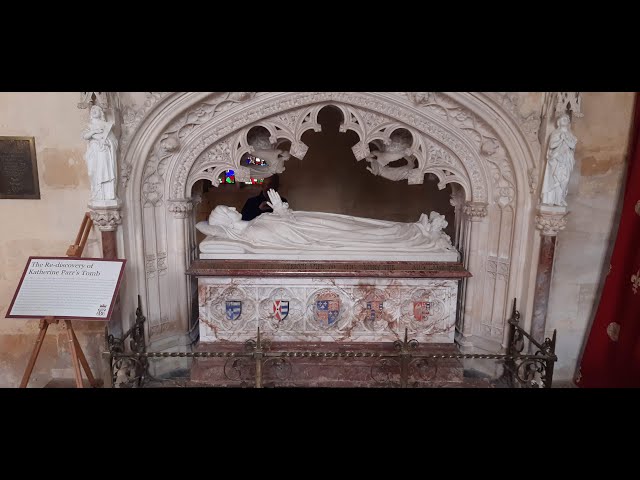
209 205 242 225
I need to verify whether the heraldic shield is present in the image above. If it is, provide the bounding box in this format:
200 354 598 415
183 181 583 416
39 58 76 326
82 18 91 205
315 291 341 327
225 301 242 321
273 300 289 321
366 301 384 321
413 301 431 321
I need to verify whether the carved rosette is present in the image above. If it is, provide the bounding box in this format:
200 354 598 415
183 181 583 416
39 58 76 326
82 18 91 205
535 207 568 236
90 207 122 232
168 200 193 219
462 202 488 221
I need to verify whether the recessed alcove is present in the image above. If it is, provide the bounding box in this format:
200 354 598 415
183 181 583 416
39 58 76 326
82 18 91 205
192 105 455 247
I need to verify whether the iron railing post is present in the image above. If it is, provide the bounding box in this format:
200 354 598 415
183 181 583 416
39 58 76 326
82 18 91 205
543 329 557 388
102 325 113 388
254 328 263 388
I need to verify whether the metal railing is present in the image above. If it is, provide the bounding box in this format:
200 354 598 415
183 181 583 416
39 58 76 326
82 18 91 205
103 297 557 388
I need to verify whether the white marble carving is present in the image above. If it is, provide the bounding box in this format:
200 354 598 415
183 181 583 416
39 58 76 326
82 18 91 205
116 92 543 359
247 148 291 178
89 207 122 232
175 93 488 201
83 105 119 206
197 277 458 343
196 190 459 261
541 115 577 207
535 205 568 236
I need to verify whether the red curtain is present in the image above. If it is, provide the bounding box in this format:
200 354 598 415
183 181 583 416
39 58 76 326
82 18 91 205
576 93 640 388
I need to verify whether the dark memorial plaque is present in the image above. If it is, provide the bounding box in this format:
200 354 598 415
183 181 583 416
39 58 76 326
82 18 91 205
0 136 40 199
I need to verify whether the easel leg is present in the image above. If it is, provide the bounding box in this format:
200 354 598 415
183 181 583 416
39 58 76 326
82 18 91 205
69 326 99 387
19 318 51 388
63 320 84 388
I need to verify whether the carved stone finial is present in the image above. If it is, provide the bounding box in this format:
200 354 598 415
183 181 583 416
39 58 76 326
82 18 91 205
535 205 568 236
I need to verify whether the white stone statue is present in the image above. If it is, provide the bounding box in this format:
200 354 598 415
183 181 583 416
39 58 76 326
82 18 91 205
196 189 459 261
83 105 119 205
364 148 412 168
367 157 417 182
540 114 577 207
248 148 291 178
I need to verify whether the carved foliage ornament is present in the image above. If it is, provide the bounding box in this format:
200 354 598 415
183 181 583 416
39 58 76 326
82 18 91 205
180 95 497 204
535 210 568 236
138 93 257 203
90 208 122 231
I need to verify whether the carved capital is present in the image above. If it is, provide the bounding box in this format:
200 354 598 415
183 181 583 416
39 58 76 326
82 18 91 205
463 202 488 220
535 205 568 236
90 206 122 232
168 200 193 219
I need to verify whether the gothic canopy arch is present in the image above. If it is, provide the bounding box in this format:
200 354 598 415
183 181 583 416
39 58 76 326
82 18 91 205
119 92 540 210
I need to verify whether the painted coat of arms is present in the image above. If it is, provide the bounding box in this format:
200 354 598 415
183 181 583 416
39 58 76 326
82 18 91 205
314 291 341 327
413 301 431 321
366 300 384 322
273 300 289 322
225 301 242 321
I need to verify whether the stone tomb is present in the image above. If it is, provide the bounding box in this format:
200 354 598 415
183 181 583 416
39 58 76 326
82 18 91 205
188 259 470 387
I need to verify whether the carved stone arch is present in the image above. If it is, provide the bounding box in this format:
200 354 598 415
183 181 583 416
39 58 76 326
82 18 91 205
119 91 540 362
170 96 492 206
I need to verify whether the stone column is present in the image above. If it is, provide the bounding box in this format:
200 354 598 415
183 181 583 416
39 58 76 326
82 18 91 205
168 200 193 337
458 201 488 345
90 204 123 390
530 205 568 348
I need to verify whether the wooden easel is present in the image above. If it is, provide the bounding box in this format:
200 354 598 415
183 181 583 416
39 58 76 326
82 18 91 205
19 212 100 388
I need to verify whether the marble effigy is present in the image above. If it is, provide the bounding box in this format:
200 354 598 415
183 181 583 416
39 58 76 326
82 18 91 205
196 190 459 262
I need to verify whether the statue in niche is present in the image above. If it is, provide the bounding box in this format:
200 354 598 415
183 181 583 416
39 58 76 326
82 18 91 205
196 189 458 260
540 114 577 207
82 105 119 204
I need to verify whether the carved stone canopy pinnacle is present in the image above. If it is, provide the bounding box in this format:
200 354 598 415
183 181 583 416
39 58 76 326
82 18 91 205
535 205 568 236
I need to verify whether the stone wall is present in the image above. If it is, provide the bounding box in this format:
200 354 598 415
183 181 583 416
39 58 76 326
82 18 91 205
545 92 635 382
0 92 104 387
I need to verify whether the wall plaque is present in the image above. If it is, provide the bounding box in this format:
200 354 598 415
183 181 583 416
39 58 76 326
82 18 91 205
0 136 40 199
